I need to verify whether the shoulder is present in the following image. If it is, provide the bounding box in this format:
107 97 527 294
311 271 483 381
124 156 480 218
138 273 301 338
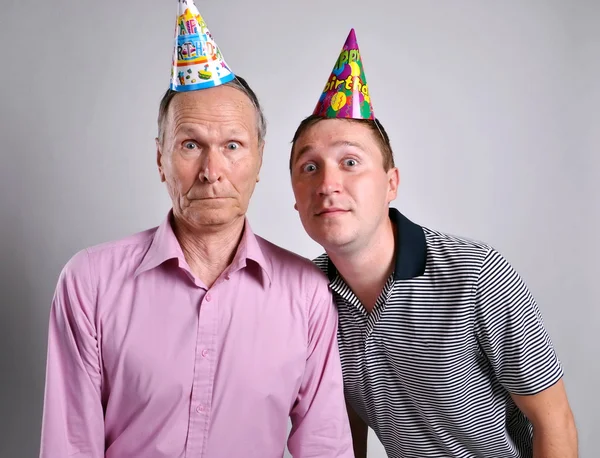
311 253 329 275
424 228 521 280
421 226 496 276
60 227 157 283
418 225 534 300
423 226 493 256
255 238 334 323
85 227 157 260
255 236 329 287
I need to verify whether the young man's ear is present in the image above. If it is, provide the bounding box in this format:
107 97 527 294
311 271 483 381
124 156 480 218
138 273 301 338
387 167 400 203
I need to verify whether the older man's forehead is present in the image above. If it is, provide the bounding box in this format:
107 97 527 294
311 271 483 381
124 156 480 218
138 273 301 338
173 86 253 108
174 120 252 136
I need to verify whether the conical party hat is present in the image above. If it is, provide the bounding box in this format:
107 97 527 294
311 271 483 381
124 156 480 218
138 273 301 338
170 0 235 92
313 29 374 119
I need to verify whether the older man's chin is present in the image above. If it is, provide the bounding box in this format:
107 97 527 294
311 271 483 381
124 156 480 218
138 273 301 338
185 206 247 226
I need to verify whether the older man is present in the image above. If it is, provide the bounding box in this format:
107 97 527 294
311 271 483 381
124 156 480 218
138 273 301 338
39 4 353 457
289 29 577 458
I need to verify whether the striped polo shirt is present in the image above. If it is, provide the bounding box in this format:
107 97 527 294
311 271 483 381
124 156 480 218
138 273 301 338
314 207 563 458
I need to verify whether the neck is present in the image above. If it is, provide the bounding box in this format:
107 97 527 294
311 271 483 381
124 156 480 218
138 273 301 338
327 218 396 313
173 216 245 288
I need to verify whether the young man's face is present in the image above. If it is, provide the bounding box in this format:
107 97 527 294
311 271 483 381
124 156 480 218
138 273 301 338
290 118 399 254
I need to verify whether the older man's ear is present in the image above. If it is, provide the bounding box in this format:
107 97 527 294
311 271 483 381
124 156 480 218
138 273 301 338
155 138 166 183
256 141 265 183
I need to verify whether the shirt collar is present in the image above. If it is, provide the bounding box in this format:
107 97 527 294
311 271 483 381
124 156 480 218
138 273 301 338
327 207 427 282
134 212 185 277
135 211 273 287
229 218 273 287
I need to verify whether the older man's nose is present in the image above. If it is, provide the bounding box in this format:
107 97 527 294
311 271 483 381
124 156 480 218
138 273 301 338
198 150 224 183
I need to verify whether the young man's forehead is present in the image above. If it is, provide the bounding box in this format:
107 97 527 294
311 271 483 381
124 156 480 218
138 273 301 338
297 139 365 156
299 119 374 145
305 118 374 138
291 117 392 171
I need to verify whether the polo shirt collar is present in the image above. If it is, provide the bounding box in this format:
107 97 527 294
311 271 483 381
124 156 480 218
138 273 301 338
327 207 427 282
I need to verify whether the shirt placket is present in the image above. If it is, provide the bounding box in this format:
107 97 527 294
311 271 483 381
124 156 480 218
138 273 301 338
185 288 219 457
364 276 395 337
331 274 395 340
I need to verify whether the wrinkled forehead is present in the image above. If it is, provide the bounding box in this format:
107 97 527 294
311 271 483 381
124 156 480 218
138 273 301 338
165 86 257 133
172 87 254 115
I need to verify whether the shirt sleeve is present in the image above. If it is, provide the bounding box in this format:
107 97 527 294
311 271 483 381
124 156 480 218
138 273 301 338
39 250 105 458
474 248 564 396
287 273 354 458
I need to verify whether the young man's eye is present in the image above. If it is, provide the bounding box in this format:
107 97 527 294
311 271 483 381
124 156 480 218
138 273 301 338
302 163 317 173
344 159 358 167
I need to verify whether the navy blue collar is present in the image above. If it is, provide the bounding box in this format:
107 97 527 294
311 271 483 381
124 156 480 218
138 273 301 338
327 207 427 281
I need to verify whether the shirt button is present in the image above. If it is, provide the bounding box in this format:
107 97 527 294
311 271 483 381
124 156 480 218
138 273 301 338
201 349 209 357
205 293 212 302
196 405 205 413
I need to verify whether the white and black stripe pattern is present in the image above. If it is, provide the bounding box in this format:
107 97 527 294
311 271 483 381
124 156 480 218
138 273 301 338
314 208 563 458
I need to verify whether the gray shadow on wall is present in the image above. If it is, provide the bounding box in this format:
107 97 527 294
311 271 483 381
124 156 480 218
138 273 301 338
0 106 59 458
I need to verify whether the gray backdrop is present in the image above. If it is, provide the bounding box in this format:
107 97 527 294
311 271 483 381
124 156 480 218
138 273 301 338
0 0 597 457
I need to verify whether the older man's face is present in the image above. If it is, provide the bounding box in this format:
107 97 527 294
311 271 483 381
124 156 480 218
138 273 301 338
157 85 263 231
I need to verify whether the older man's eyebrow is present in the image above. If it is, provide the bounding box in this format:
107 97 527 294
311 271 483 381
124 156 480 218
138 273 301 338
223 126 251 138
174 125 203 137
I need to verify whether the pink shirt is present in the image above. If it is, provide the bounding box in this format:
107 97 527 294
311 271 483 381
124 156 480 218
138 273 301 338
40 213 353 458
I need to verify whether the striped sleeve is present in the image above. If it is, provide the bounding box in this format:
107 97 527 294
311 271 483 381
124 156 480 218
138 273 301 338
473 249 563 395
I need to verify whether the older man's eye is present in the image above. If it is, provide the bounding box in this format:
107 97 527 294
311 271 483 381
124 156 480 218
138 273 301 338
184 142 198 150
226 142 240 150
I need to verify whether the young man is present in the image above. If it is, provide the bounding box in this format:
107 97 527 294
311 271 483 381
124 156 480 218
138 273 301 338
289 29 577 458
38 4 353 457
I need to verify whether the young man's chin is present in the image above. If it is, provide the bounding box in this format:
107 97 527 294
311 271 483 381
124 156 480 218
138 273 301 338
310 229 358 254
